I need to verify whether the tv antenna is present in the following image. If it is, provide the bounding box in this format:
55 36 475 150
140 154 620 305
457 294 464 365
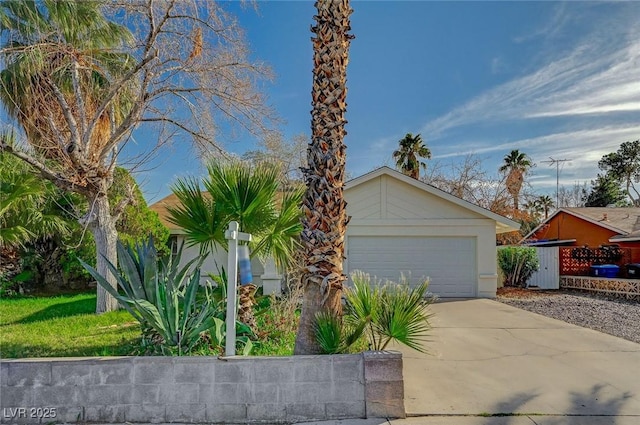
541 157 571 208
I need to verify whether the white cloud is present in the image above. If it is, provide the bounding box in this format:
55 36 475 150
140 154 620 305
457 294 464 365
513 3 570 43
422 10 640 138
420 3 640 192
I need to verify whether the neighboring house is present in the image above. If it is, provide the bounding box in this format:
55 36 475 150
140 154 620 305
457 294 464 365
523 207 640 249
150 166 519 298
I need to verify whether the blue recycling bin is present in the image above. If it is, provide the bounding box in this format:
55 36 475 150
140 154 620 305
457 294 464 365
590 264 620 278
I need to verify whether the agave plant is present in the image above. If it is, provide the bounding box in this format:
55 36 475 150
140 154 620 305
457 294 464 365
81 239 224 355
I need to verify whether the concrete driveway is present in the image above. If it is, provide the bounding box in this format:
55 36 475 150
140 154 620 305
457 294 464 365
398 299 640 418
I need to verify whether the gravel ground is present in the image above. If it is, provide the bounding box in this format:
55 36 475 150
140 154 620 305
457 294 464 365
497 289 640 344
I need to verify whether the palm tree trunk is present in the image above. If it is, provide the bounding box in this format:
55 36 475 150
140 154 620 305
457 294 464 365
506 171 524 211
294 0 353 355
87 193 119 313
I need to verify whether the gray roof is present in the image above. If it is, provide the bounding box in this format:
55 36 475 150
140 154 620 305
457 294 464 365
561 207 640 235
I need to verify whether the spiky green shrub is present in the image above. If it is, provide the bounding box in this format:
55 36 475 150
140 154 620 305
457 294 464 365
313 311 369 354
314 271 434 354
82 239 228 355
498 246 540 287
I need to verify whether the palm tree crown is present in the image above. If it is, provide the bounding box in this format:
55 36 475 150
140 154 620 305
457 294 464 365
168 160 303 269
537 195 554 219
499 149 533 211
0 0 135 173
393 133 431 180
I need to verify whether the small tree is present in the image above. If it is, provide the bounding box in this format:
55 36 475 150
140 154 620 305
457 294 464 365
498 246 539 288
168 159 304 331
584 173 628 207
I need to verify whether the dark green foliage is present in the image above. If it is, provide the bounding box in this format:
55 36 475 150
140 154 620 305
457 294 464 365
584 173 628 207
0 162 169 295
111 168 170 255
498 246 540 288
0 151 71 250
597 140 640 206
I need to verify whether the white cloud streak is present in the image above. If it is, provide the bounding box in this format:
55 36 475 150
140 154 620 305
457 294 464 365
422 8 640 138
420 3 640 191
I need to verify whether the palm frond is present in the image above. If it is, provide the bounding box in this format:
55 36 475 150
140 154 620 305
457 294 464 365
168 177 226 255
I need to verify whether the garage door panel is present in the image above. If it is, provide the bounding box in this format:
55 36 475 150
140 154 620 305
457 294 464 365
347 236 476 297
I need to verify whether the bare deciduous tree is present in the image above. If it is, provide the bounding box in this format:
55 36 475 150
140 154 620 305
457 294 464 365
243 132 308 185
0 0 273 312
424 154 511 215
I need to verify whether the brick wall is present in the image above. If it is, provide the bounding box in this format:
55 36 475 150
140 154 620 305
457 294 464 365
1 352 404 424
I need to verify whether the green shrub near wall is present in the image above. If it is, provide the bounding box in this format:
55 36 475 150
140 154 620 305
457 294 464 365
498 246 540 288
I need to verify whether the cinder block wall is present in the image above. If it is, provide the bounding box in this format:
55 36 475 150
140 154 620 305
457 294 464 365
1 352 404 424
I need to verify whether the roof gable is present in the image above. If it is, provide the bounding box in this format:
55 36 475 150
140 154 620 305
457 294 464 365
346 167 519 233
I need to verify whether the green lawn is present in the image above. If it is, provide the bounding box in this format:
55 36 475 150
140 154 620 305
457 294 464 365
0 293 140 358
0 293 299 358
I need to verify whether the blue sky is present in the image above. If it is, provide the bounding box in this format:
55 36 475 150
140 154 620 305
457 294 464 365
135 1 640 203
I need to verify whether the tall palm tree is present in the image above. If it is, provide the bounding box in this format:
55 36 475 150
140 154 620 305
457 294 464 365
168 159 304 331
294 0 353 354
0 0 135 312
499 150 533 211
537 195 554 219
522 199 543 221
393 133 431 179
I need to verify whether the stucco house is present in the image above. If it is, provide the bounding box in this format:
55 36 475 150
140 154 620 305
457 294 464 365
150 166 519 298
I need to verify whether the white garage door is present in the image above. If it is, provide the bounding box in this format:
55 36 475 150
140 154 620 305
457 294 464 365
347 236 477 298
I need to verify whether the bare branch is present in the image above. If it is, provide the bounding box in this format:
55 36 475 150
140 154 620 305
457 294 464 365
111 181 137 223
71 59 88 136
0 139 87 195
48 78 81 147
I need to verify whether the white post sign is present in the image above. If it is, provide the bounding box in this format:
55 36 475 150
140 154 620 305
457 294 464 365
224 221 252 357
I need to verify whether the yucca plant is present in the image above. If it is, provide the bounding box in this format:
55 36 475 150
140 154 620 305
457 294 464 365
313 311 368 354
314 271 434 354
372 276 433 352
81 239 224 355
